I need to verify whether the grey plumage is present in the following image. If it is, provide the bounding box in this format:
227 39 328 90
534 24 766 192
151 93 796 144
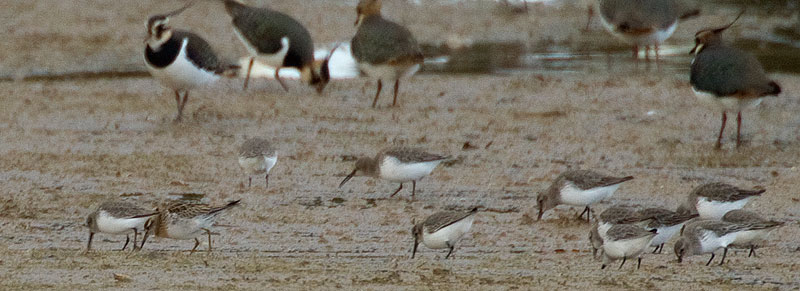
239 137 276 158
421 207 478 234
380 147 450 164
92 201 153 219
599 0 686 32
637 207 697 228
351 16 423 66
687 182 764 203
554 170 634 191
606 224 655 241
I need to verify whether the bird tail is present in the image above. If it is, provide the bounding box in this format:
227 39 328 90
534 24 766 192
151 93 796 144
222 0 247 15
209 199 241 215
218 64 241 78
680 9 701 20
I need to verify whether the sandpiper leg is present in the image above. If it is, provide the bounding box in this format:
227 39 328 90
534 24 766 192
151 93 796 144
705 252 715 266
140 230 150 250
584 5 594 31
244 57 254 90
601 264 606 270
655 44 660 62
265 174 269 188
411 181 416 198
392 80 400 106
190 238 200 254
121 235 130 251
644 46 650 61
248 177 252 187
372 79 383 108
652 246 659 254
618 257 627 269
578 206 591 222
719 247 727 265
204 228 212 252
592 246 598 258
390 183 403 197
275 67 289 92
748 246 756 257
132 229 139 251
86 232 94 252
736 111 742 147
637 257 642 270
445 242 455 259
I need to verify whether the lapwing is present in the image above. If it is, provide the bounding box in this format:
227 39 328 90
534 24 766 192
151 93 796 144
144 4 233 122
690 12 782 148
589 0 699 60
339 147 450 199
537 170 634 222
352 0 424 108
222 0 330 93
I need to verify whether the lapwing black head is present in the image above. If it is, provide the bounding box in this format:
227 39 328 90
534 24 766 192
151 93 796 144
689 11 781 148
144 2 231 122
222 0 328 94
351 0 424 108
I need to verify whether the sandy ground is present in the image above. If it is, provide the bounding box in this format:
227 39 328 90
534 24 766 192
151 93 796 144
2 0 800 290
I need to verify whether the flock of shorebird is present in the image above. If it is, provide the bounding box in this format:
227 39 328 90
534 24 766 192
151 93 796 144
84 0 787 271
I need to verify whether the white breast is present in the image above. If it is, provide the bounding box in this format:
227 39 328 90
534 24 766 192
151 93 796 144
695 197 751 220
164 217 210 240
559 182 620 206
234 27 290 69
422 215 474 249
648 223 684 247
95 211 149 235
697 230 738 254
378 157 442 182
602 235 653 260
598 13 677 46
146 39 220 92
238 154 278 175
731 228 771 246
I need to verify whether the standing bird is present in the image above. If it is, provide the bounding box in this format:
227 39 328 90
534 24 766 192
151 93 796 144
412 207 477 259
144 4 232 122
222 0 330 93
537 170 634 222
141 200 240 253
85 201 156 251
589 0 699 60
600 224 657 270
721 210 784 257
238 137 277 188
690 12 781 148
636 208 698 254
677 182 764 220
351 0 424 108
339 147 450 199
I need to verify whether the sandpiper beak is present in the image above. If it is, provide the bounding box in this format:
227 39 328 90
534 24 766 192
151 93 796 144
677 255 683 263
537 206 544 221
339 170 356 188
412 237 419 259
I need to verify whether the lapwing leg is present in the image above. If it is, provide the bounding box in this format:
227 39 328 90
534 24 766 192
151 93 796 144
243 57 254 90
372 80 383 108
736 111 742 148
274 67 289 92
632 45 639 59
644 46 650 61
705 252 715 266
140 230 149 250
618 257 626 269
390 183 403 197
637 257 642 270
203 228 212 252
86 232 94 252
445 242 455 259
120 234 130 251
748 246 756 257
265 174 269 188
392 79 400 106
175 91 189 122
173 91 183 122
190 238 200 254
719 247 727 265
584 5 594 31
716 112 727 149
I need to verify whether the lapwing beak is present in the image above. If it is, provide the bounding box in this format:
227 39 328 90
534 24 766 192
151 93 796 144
339 170 357 188
165 1 194 17
689 43 699 54
354 13 362 26
314 43 341 94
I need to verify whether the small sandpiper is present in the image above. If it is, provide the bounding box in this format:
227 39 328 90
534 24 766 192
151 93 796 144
600 224 657 270
721 210 784 257
85 201 157 251
677 182 764 220
537 170 634 222
590 0 699 60
674 219 760 266
352 0 424 108
222 0 331 93
590 206 645 257
412 207 477 259
339 147 450 199
144 4 234 122
690 12 781 148
142 200 240 253
238 137 277 188
636 208 698 253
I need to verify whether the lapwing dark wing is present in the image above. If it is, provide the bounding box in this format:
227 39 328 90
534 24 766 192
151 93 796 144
689 12 781 148
351 0 424 108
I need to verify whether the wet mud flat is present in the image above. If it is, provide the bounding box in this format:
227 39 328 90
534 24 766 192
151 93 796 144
3 0 800 289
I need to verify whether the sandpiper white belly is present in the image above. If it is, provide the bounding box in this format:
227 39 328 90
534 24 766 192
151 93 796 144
560 183 620 206
146 39 219 91
379 157 441 182
648 223 684 247
603 235 653 259
238 155 278 174
698 230 738 253
96 211 149 234
731 228 770 246
695 197 751 220
422 216 474 249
